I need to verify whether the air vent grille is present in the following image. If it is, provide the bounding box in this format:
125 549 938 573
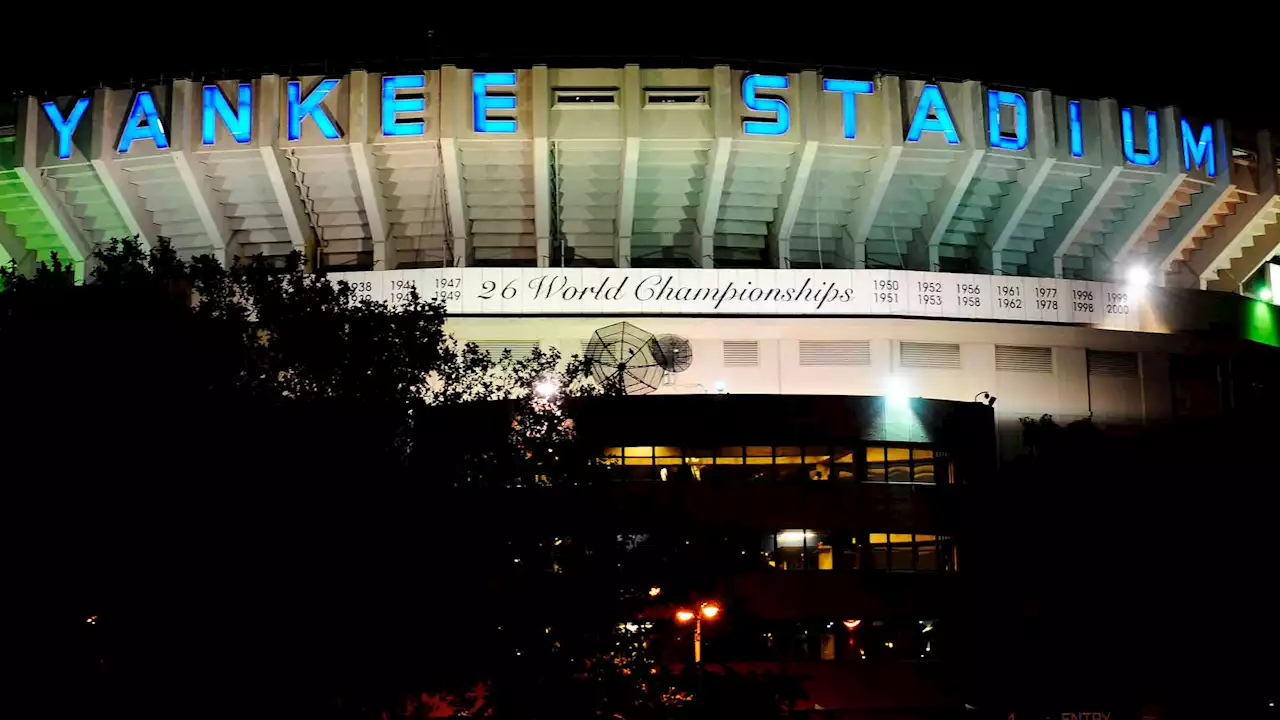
644 89 709 107
722 340 760 367
554 88 619 106
995 345 1053 373
900 342 961 369
1087 350 1139 378
799 340 871 367
470 341 539 362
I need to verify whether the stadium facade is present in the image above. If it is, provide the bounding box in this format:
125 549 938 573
1 63 1276 438
3 63 1277 716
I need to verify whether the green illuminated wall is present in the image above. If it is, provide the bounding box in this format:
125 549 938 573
0 134 83 280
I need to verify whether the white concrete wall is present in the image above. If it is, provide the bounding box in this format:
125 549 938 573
448 315 1195 440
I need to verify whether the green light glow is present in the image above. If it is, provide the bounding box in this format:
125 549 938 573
1243 299 1279 347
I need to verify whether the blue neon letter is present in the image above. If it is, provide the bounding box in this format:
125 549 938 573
287 79 341 141
823 78 874 139
1121 107 1159 166
382 75 426 137
987 90 1028 151
1180 118 1216 178
742 74 790 136
473 72 517 133
42 98 90 160
202 84 252 145
117 91 169 153
1068 100 1084 157
906 84 959 144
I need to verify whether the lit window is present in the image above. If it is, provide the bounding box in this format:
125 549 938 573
654 446 682 466
764 530 834 570
624 446 654 465
865 446 949 484
715 446 745 465
867 533 956 572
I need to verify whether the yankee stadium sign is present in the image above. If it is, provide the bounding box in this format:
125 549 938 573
335 267 1142 331
32 69 1220 178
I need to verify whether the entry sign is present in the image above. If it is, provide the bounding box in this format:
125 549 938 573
332 268 1142 331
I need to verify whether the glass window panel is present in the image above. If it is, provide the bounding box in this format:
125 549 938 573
917 543 938 571
889 533 914 543
872 545 890 570
866 447 887 482
834 466 856 480
869 533 888 544
817 545 834 570
913 463 936 484
624 446 653 457
912 448 934 460
820 634 836 660
842 537 861 570
775 446 803 462
891 545 914 571
885 447 911 462
804 446 831 463
832 447 855 464
623 457 654 465
603 447 622 465
887 447 912 483
914 534 937 542
716 446 744 464
655 446 682 458
745 446 774 465
655 456 683 466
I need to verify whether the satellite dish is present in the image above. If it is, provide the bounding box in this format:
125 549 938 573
583 322 666 395
650 334 693 373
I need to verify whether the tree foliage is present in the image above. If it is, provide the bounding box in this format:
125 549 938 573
4 241 811 720
1 239 597 476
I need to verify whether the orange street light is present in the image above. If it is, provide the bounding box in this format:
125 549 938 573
675 602 721 663
843 619 862 631
649 586 663 598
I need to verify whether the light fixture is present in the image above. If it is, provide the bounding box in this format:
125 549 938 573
648 586 662 598
714 380 727 394
700 603 720 619
1261 286 1273 302
843 619 862 630
533 376 560 399
885 375 910 409
974 391 997 407
1126 265 1151 290
776 530 816 546
675 610 695 623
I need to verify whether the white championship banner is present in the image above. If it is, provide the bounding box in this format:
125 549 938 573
332 268 1141 331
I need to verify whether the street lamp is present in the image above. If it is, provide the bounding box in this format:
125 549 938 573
675 601 721 663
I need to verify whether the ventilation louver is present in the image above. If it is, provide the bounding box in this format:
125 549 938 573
1087 350 1139 378
722 340 760 367
470 341 540 362
799 341 871 367
900 342 961 369
995 345 1053 373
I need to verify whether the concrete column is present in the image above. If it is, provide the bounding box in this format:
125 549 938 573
616 65 641 269
256 75 317 264
845 76 904 269
439 65 470 267
89 88 161 249
695 65 733 269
